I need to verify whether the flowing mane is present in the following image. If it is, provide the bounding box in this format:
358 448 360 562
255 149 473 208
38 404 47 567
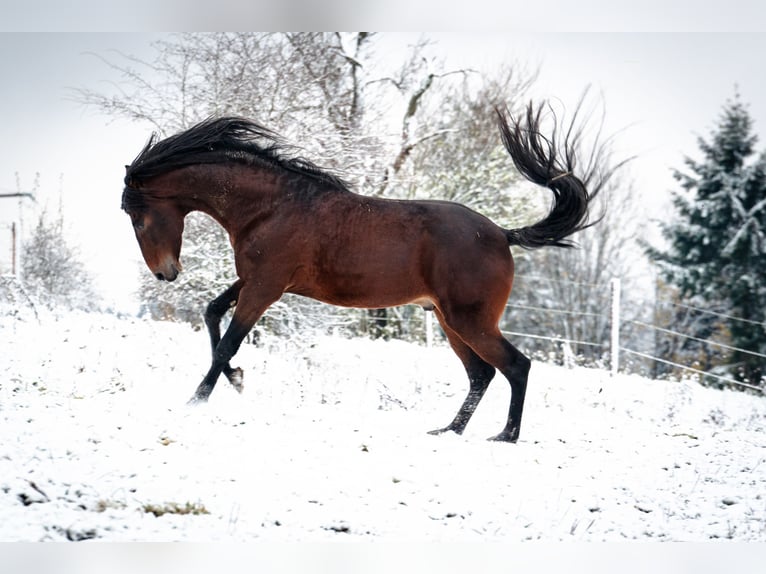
125 117 351 192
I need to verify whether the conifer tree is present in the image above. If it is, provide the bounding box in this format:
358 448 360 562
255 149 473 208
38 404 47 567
648 93 766 387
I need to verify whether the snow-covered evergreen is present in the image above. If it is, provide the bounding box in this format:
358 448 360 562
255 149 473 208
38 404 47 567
648 94 766 387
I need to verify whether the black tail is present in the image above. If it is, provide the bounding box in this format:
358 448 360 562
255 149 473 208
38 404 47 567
496 101 600 249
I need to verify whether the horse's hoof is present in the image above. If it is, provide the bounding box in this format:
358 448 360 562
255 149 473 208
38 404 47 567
428 426 458 436
227 367 244 393
487 432 518 443
187 395 208 406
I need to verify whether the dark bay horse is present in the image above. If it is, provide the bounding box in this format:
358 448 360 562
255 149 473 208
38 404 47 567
122 102 599 443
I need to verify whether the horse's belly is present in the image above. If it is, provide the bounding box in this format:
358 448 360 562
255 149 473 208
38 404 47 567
289 267 429 310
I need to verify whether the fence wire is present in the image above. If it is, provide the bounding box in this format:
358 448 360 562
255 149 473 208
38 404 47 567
657 297 766 328
270 279 764 394
506 275 763 393
621 347 764 393
501 329 604 348
627 318 766 361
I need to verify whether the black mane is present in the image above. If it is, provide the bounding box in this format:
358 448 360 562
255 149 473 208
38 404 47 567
125 117 351 192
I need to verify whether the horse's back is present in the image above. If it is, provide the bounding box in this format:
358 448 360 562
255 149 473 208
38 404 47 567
344 195 514 309
272 192 514 310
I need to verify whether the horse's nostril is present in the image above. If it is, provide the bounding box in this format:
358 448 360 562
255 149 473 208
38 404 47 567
155 272 165 281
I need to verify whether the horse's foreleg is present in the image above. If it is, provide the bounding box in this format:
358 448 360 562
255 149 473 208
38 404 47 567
191 285 279 404
204 280 244 392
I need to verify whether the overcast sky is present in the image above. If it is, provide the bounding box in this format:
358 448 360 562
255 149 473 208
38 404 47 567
1 30 765 310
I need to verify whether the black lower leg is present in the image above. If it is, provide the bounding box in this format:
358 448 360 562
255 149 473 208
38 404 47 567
489 352 531 443
430 357 496 436
189 362 226 404
191 317 251 403
205 281 244 389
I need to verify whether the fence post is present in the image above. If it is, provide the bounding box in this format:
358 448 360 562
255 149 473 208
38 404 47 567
11 221 17 277
610 277 621 377
425 308 434 348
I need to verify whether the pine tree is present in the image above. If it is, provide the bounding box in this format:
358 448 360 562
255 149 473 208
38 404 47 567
648 93 766 387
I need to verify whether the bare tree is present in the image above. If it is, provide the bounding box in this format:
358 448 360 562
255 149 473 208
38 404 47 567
403 64 541 223
80 33 540 336
503 92 636 365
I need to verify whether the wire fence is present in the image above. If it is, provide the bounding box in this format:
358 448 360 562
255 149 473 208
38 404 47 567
4 266 764 394
626 318 766 361
348 273 764 395
498 275 765 394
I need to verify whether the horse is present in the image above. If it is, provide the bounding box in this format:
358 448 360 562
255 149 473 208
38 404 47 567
121 101 600 443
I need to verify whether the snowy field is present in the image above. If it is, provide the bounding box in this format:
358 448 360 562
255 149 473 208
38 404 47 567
1 309 765 543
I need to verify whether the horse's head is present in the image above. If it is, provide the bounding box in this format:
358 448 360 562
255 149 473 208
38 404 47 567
122 186 184 282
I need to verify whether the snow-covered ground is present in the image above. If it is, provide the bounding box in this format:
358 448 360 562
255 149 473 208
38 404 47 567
1 309 765 542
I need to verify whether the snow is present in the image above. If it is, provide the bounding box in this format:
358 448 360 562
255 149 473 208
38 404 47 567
1 310 765 542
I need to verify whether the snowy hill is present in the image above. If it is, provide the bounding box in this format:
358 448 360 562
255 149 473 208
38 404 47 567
1 310 765 541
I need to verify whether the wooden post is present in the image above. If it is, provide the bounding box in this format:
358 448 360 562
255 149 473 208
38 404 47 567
610 278 621 377
425 308 434 348
11 221 16 276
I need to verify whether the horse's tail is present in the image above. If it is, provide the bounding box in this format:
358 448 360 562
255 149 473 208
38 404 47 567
496 101 601 249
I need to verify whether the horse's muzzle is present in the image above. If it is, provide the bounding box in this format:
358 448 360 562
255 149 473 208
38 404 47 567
154 259 181 282
155 271 177 282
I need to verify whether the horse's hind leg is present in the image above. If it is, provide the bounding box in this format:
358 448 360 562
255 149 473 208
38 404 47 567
205 280 245 393
429 310 497 436
437 307 531 443
479 335 530 442
463 329 530 442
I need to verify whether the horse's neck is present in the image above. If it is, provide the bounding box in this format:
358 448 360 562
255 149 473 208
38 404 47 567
173 162 347 236
181 165 281 234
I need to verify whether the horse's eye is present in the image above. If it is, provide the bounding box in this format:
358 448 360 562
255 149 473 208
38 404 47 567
129 212 145 231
